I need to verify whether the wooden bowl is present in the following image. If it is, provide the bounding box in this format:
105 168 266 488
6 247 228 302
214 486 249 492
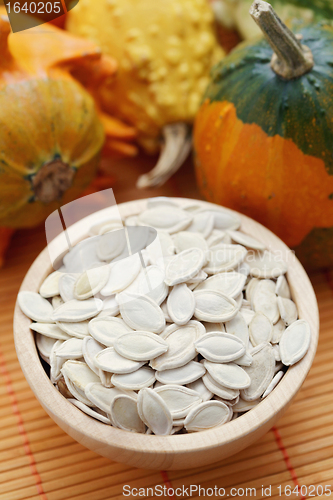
13 198 319 470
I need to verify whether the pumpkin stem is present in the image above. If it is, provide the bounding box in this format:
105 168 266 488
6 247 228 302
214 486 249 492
250 0 314 80
0 15 13 66
136 123 192 188
32 159 75 204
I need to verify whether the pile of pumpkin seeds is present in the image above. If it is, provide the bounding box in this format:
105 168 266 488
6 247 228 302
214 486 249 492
18 198 311 435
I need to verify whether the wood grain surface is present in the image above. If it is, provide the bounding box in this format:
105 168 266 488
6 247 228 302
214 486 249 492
1 155 332 498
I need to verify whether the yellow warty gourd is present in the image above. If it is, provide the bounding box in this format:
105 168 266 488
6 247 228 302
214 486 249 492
67 0 224 187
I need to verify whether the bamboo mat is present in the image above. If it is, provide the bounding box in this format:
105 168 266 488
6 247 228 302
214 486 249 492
1 156 332 500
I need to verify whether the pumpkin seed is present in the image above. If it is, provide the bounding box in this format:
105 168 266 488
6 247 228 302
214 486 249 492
247 251 287 279
186 212 214 238
271 319 286 344
57 321 90 339
262 370 284 399
18 291 54 323
118 292 165 334
52 296 64 309
167 283 195 325
202 373 240 400
54 338 83 359
207 229 229 247
88 316 132 346
36 333 58 359
195 332 245 363
233 351 253 367
99 369 114 388
59 274 77 302
233 398 260 412
112 366 156 391
204 360 251 390
89 218 122 237
74 265 110 300
100 254 141 296
151 321 205 371
203 322 225 333
114 331 168 361
241 343 275 401
61 360 100 406
63 237 102 274
186 378 213 402
137 265 168 305
252 279 279 324
110 394 145 433
225 312 249 348
165 248 205 286
94 347 145 374
98 295 120 317
39 271 62 298
30 322 71 340
174 231 209 254
249 313 273 346
193 290 239 322
279 319 311 366
245 278 259 302
155 361 205 386
68 398 112 425
85 382 133 414
227 230 266 251
184 400 231 432
52 298 103 322
277 296 298 326
96 229 127 261
204 244 247 274
82 336 104 375
198 208 241 231
50 340 67 383
137 388 173 435
154 385 202 419
194 271 246 299
275 275 291 299
147 197 179 209
138 207 192 234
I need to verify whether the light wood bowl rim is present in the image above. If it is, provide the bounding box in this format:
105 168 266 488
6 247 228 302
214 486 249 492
13 197 319 457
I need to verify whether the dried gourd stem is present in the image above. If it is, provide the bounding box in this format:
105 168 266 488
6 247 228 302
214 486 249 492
250 0 314 80
137 123 192 189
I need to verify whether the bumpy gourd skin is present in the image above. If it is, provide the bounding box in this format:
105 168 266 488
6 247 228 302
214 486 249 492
66 0 224 152
194 23 333 270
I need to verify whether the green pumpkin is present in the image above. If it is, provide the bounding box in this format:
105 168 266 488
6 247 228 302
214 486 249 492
194 1 333 269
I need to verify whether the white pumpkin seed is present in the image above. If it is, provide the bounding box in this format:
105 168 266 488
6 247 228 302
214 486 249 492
85 382 134 414
118 292 165 334
96 229 126 261
207 229 228 247
154 385 202 419
233 398 260 412
50 340 67 383
194 271 246 299
52 296 64 309
186 270 208 285
89 218 122 236
52 298 103 322
241 343 276 401
252 280 280 324
277 296 298 326
138 207 192 234
204 244 247 274
63 237 102 274
112 366 156 391
156 361 205 386
82 336 104 375
184 400 231 431
99 369 114 388
227 230 265 251
204 360 251 390
279 319 311 366
137 265 168 305
30 323 71 340
151 321 205 371
68 398 112 425
137 388 173 435
55 338 83 359
57 321 90 339
271 319 286 344
262 371 284 399
114 331 168 361
98 295 120 317
18 291 54 323
36 333 58 358
195 332 245 363
247 251 287 278
203 322 225 333
202 373 240 400
225 312 249 348
39 271 62 298
59 274 77 302
186 212 214 238
186 378 213 402
61 360 100 406
198 208 241 231
193 290 239 323
249 313 273 346
74 265 110 300
239 307 255 326
110 394 145 433
95 347 145 374
88 316 132 347
167 283 195 325
100 254 141 296
147 197 179 209
234 351 253 367
174 231 209 254
165 248 205 286
245 278 259 302
275 275 291 299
